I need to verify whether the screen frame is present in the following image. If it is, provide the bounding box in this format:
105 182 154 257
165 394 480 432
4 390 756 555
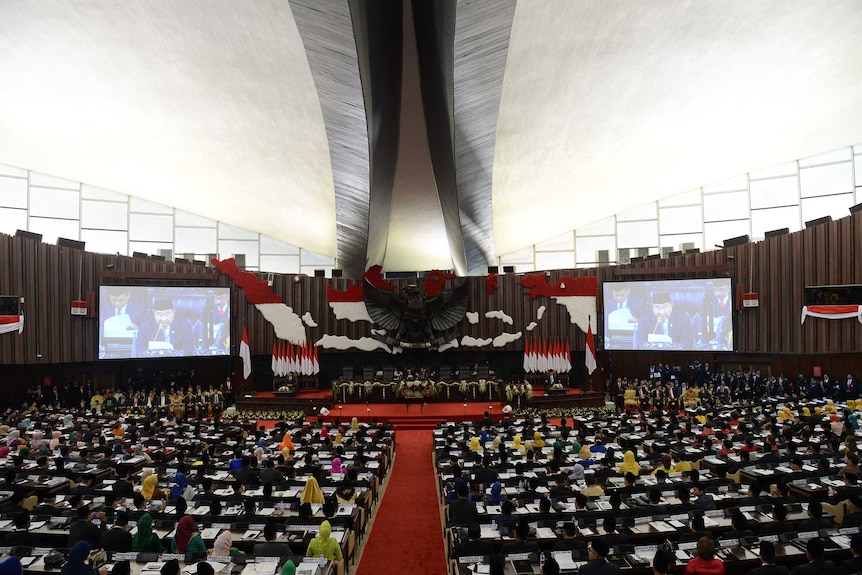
601 277 734 352
97 285 233 360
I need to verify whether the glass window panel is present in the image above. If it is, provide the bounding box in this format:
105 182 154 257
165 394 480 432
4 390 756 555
29 172 78 189
0 177 28 208
617 220 658 249
659 189 701 207
801 193 854 222
218 240 259 268
219 222 258 240
575 235 616 265
749 177 797 210
260 234 300 255
703 191 749 221
129 197 174 214
81 185 127 201
175 209 216 227
128 241 173 256
300 249 336 266
535 251 574 271
703 175 748 194
750 162 796 180
0 164 27 178
800 162 852 198
658 232 703 252
500 246 534 264
616 202 657 222
260 254 300 274
0 207 27 235
751 205 800 238
81 200 128 231
80 229 128 255
799 148 851 167
576 216 615 236
514 263 535 272
129 213 173 242
30 187 80 219
659 205 701 235
855 160 862 190
535 231 574 251
704 220 749 250
175 227 217 254
29 216 80 242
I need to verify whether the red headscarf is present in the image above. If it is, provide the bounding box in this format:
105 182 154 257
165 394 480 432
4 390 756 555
174 515 196 552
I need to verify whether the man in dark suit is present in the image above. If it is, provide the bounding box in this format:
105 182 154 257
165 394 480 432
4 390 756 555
636 291 693 349
252 523 293 558
746 541 789 575
580 538 620 575
838 534 862 575
790 538 835 575
553 523 587 552
100 511 133 552
135 298 196 357
452 524 494 559
5 511 43 547
67 505 106 547
448 484 479 527
100 287 147 347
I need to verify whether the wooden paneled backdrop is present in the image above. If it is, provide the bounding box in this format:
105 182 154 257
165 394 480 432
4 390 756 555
1 211 860 398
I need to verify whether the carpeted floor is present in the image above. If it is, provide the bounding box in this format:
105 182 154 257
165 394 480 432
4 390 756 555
355 429 447 575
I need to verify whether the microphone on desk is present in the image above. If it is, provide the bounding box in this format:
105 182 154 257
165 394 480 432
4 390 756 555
153 323 165 342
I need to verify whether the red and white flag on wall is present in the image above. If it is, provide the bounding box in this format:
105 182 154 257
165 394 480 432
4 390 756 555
239 326 252 380
585 324 597 375
801 305 862 324
0 315 24 336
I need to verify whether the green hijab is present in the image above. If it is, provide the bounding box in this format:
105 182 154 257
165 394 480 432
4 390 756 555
281 561 296 575
132 513 157 552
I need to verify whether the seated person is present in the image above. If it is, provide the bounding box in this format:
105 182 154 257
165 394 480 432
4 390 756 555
500 521 540 556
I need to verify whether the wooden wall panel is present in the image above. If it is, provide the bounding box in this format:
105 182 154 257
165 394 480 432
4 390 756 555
2 211 862 382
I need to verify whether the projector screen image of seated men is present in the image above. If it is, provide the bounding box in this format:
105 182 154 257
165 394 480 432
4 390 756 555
99 286 231 359
602 278 734 351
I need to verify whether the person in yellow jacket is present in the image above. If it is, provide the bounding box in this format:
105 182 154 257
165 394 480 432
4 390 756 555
617 450 641 476
306 520 343 561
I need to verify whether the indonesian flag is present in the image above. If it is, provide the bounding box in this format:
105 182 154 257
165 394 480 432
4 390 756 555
523 340 531 373
312 344 320 374
271 342 278 375
564 339 573 372
239 326 252 380
0 315 24 336
801 305 862 324
585 323 597 375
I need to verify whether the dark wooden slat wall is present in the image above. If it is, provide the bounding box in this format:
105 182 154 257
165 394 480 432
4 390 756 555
1 212 861 378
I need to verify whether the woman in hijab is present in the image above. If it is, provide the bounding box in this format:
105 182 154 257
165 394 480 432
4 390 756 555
141 474 164 500
512 436 526 452
577 445 595 467
486 480 505 504
169 472 187 500
5 430 20 448
0 556 22 575
49 430 63 450
211 529 241 556
350 417 359 432
305 520 343 561
329 458 347 475
333 430 343 445
30 430 46 451
469 437 483 451
300 476 325 504
319 427 330 440
132 513 164 553
133 444 153 464
61 541 97 575
279 432 295 453
335 474 357 505
281 561 296 575
568 463 586 483
172 515 206 553
617 450 641 476
532 431 546 449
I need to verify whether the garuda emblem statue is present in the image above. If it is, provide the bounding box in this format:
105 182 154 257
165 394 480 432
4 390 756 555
363 279 468 349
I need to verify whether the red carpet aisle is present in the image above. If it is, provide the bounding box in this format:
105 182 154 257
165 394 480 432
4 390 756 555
356 430 447 575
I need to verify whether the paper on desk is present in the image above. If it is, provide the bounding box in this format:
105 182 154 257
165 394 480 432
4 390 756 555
468 564 490 574
480 525 499 539
535 527 556 539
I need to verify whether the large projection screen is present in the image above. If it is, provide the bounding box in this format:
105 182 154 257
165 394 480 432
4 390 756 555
602 278 733 351
99 286 231 359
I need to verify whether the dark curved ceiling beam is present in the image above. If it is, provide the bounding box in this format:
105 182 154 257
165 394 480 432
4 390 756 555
289 0 371 278
349 0 403 273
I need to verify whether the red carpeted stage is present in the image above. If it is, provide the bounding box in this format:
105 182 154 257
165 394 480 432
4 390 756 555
236 387 605 429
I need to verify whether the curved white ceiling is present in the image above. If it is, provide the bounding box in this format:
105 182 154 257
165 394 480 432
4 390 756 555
0 0 336 256
493 1 862 255
2 1 862 272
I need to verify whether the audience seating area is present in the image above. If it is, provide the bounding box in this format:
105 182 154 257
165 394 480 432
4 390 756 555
437 397 862 575
0 412 395 575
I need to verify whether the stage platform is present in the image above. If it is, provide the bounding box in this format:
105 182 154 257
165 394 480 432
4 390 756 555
236 387 605 429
